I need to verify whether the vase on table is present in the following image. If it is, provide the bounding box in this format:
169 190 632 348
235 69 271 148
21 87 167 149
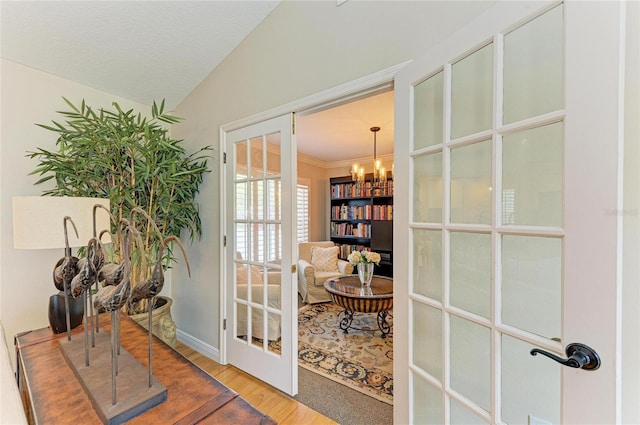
357 262 374 287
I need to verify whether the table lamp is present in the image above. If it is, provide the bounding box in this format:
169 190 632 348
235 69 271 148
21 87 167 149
12 196 111 337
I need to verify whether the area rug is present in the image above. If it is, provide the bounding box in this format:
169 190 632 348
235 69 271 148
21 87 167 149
295 302 393 404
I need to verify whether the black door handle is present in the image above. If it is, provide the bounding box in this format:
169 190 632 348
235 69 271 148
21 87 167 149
530 343 601 371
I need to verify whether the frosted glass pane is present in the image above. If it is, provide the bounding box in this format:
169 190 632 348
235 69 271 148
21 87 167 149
235 141 248 178
235 303 247 341
249 137 263 178
235 181 248 220
250 223 265 263
267 312 281 355
235 223 248 261
413 152 442 223
414 71 444 149
504 5 564 124
413 301 442 381
450 140 492 224
413 373 442 424
502 235 561 339
413 229 442 301
502 335 560 424
251 180 264 221
451 44 493 139
451 398 489 425
266 224 281 263
266 179 281 221
450 316 490 411
502 123 563 226
265 132 281 175
450 232 491 318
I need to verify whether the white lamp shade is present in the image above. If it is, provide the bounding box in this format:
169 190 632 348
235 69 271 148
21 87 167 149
12 196 111 250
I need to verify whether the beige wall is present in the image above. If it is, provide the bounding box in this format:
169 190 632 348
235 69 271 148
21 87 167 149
171 0 496 349
0 59 150 358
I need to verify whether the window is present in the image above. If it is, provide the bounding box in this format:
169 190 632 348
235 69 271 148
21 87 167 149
297 183 309 243
235 173 309 262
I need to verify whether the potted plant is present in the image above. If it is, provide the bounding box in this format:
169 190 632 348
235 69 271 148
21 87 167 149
28 98 211 345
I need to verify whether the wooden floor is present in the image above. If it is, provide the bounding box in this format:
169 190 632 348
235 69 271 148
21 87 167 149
175 342 338 425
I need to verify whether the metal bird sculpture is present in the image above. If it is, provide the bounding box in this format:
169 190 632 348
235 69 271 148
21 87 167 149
91 204 116 337
128 236 191 307
53 216 80 341
98 260 126 287
93 228 113 337
93 224 136 405
71 238 99 298
97 219 131 287
70 237 100 366
53 217 79 292
128 235 191 387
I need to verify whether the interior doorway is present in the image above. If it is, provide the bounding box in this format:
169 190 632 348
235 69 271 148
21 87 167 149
292 89 395 420
296 89 394 244
219 62 404 417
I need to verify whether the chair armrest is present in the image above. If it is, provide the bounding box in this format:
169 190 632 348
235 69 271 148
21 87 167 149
297 258 314 284
337 259 353 275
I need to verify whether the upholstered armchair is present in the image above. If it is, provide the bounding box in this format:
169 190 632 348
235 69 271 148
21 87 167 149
297 241 353 304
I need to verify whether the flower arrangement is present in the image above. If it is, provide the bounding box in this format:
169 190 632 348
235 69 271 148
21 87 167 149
347 250 381 265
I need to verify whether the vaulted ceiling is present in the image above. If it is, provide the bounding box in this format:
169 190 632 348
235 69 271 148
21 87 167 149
1 0 393 165
1 1 280 109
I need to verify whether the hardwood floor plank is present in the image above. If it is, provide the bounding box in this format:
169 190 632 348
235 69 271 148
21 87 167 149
175 342 337 424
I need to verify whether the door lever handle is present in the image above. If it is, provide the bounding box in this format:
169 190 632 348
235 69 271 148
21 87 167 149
530 343 601 371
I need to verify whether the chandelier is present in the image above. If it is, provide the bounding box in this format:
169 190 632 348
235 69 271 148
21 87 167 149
351 126 388 194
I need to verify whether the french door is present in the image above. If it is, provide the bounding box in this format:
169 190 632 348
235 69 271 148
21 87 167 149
394 1 623 424
223 114 297 396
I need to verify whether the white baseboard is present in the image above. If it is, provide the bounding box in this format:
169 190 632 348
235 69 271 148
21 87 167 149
176 329 220 362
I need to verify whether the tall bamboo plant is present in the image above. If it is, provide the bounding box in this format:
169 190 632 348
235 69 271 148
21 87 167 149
28 98 210 313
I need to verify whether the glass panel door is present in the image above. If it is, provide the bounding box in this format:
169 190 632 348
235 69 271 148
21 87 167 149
224 114 297 396
401 4 569 424
396 2 624 424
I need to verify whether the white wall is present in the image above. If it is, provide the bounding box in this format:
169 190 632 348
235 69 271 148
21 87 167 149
0 59 150 363
622 1 640 423
171 0 496 349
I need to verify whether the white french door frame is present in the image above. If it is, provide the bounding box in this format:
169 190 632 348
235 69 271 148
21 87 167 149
217 64 403 368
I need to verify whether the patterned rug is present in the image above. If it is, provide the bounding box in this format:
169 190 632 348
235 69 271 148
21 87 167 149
295 302 393 404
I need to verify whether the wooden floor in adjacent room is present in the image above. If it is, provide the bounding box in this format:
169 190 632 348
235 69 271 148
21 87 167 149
175 342 337 425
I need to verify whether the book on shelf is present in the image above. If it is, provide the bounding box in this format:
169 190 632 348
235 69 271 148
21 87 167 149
335 244 371 259
330 222 371 238
372 205 393 220
331 181 373 199
331 204 372 220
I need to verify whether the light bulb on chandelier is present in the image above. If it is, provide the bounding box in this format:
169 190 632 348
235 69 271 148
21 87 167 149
351 126 390 195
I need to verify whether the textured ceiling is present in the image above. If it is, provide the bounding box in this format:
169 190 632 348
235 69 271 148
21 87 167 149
1 1 280 110
1 0 392 165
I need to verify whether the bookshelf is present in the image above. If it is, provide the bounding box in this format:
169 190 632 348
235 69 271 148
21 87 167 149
329 174 393 277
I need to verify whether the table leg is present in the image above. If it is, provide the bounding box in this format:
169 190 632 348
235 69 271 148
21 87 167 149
377 311 392 338
339 309 354 334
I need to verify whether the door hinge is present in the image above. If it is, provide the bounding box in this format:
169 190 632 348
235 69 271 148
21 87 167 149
223 319 227 330
291 264 297 274
223 152 227 164
223 235 227 247
291 113 296 135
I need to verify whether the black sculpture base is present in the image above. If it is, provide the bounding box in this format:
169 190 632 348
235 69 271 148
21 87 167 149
49 291 85 334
